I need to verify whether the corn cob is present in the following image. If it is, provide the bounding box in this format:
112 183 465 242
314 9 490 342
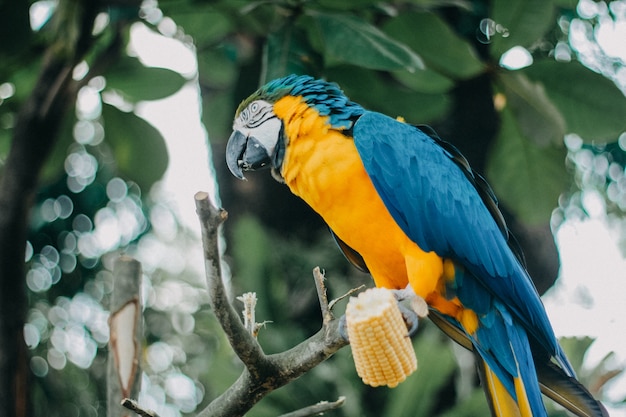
345 287 417 388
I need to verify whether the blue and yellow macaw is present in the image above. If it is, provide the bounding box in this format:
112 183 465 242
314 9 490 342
225 74 607 417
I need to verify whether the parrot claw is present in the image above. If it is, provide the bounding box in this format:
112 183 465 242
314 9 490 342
392 285 429 318
397 303 420 337
391 287 415 301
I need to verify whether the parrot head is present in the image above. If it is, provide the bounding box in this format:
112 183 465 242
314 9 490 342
225 98 283 180
226 74 364 180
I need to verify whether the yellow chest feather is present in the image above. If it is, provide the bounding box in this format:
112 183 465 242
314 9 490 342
274 96 430 287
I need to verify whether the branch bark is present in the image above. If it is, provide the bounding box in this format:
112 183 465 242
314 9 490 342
121 398 160 417
194 192 349 417
277 396 346 417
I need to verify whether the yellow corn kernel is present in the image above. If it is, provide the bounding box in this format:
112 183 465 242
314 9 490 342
346 287 417 388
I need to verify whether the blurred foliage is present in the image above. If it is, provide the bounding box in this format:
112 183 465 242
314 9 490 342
154 0 626 225
2 0 626 416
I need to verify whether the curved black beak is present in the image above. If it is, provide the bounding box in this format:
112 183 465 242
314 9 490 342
226 130 247 179
225 130 272 180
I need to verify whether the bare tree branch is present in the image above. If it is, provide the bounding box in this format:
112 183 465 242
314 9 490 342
278 396 346 417
313 267 334 325
193 192 349 417
194 192 266 368
121 398 160 417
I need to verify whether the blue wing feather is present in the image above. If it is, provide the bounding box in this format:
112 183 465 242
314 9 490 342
352 112 573 377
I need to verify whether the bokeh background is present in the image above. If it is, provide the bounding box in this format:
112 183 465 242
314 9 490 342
1 0 626 416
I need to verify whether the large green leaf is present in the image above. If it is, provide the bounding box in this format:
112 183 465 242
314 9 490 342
202 90 235 143
392 68 454 94
105 55 186 102
6 59 40 103
558 337 595 374
486 107 568 224
383 327 457 417
439 389 491 417
326 66 450 124
101 103 168 191
308 12 424 72
164 7 232 47
197 48 237 88
231 215 275 322
524 60 626 142
490 0 555 58
497 70 566 146
315 0 387 10
262 23 320 82
383 11 484 80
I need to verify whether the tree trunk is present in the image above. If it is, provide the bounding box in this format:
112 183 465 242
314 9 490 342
0 51 74 417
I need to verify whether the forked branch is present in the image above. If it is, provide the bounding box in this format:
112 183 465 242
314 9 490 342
194 192 349 417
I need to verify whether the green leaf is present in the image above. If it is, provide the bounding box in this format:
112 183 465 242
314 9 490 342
326 66 450 124
308 12 424 72
383 11 484 79
524 60 626 142
101 104 168 191
486 106 568 224
164 6 232 47
262 23 320 82
202 90 235 143
6 59 40 103
379 88 451 125
197 48 237 88
383 326 457 416
314 0 386 10
439 389 491 417
105 56 186 102
497 70 566 146
392 68 454 94
490 0 555 58
558 337 595 373
231 215 281 325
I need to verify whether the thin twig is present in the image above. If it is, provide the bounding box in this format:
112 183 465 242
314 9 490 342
328 285 365 312
277 396 346 417
313 267 333 325
237 292 259 337
121 398 159 417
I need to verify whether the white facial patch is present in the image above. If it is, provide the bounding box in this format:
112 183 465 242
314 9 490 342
233 100 282 157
